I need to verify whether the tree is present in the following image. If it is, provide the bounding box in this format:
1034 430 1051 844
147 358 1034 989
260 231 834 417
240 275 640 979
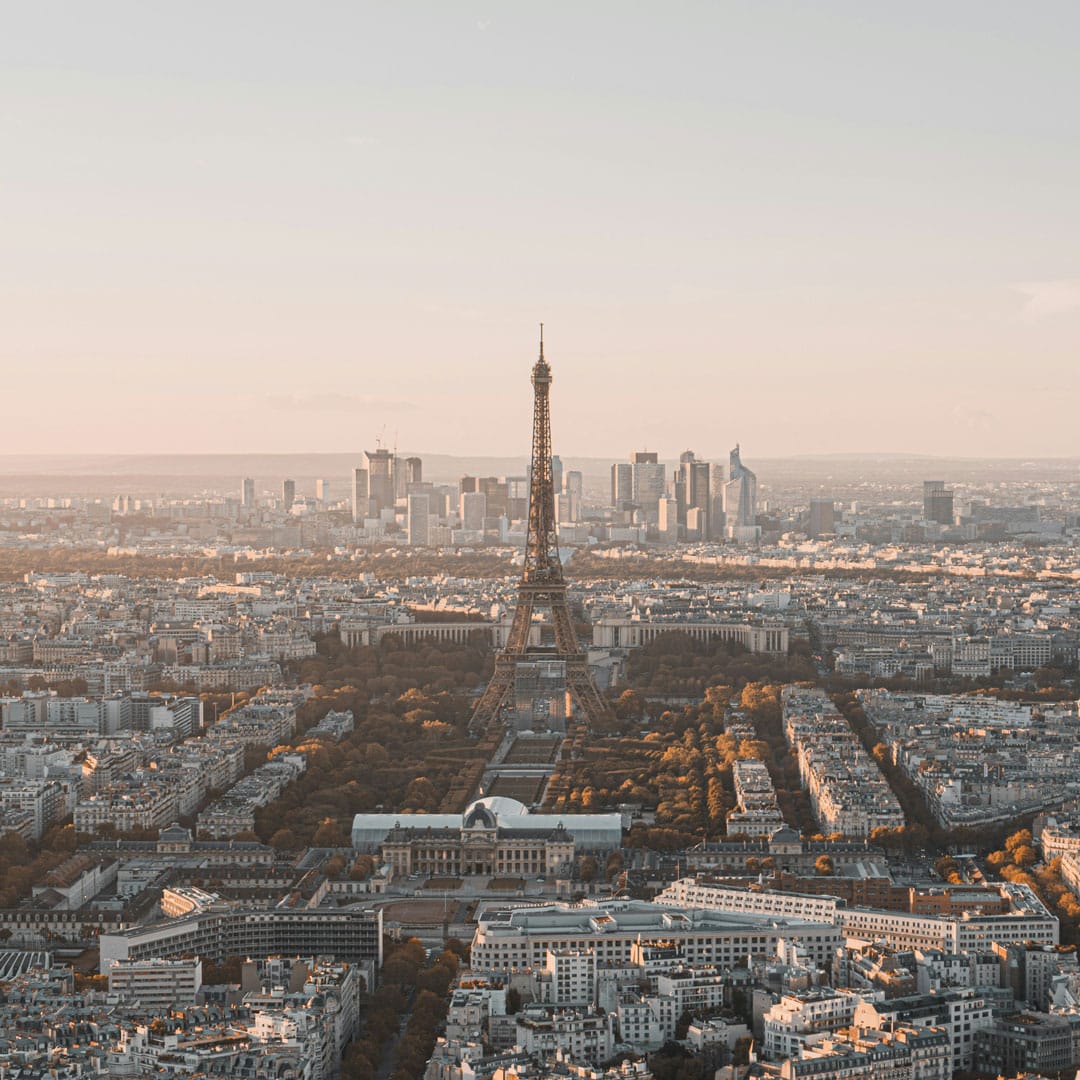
579 856 598 883
403 777 439 811
815 854 834 876
1012 845 1037 868
270 827 299 851
312 818 348 847
1005 829 1033 854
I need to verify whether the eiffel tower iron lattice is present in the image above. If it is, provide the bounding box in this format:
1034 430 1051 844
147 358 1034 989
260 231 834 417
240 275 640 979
469 329 613 733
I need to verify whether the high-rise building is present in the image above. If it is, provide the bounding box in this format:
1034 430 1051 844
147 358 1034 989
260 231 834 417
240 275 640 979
241 478 255 508
723 445 757 532
365 449 396 514
631 451 665 524
808 497 836 538
506 475 529 520
657 497 679 544
403 456 422 486
407 493 430 546
564 470 583 522
675 450 713 535
550 455 564 501
923 480 954 525
460 491 487 531
610 462 633 510
315 479 331 505
352 468 369 522
281 480 295 511
478 476 509 518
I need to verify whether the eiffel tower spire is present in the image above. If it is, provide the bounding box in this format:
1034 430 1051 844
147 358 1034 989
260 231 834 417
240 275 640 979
469 330 613 733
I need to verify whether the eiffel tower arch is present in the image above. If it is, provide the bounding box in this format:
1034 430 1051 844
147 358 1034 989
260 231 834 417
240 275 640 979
469 329 613 734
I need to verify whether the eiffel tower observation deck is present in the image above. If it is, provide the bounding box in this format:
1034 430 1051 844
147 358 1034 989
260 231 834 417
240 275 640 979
469 329 613 734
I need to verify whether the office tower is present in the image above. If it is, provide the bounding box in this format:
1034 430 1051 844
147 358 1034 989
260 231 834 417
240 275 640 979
709 461 727 533
352 468 369 523
460 475 478 494
923 480 954 525
550 455 564 502
315 479 331 505
688 460 711 529
564 469 583 522
506 475 529 520
460 491 487 531
469 330 612 733
395 455 420 497
723 444 757 530
478 476 509 517
610 462 633 510
675 450 712 535
407 493 430 546
281 480 295 511
674 450 693 524
657 497 679 544
631 451 665 524
686 505 707 538
364 448 395 514
808 497 836 538
241 478 255 508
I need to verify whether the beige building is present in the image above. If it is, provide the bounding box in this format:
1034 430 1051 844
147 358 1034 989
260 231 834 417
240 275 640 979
382 802 575 878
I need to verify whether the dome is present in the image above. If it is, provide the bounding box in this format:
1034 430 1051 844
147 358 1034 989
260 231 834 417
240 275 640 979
463 804 497 829
466 796 529 820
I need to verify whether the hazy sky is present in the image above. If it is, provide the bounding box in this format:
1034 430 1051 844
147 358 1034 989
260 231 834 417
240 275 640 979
3 2 1078 459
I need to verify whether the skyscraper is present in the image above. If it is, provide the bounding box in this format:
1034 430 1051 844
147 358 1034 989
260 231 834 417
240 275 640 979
564 470 583 522
407 493 430 546
808 497 836 538
403 456 423 486
923 480 954 525
675 450 713 536
281 479 295 511
550 455 564 502
241 478 255 508
631 451 665 524
365 449 395 514
723 445 757 533
352 468 369 522
460 491 487 531
315 479 332 505
610 462 632 511
657 497 679 544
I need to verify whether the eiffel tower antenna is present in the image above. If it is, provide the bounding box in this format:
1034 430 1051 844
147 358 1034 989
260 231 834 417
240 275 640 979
469 330 613 734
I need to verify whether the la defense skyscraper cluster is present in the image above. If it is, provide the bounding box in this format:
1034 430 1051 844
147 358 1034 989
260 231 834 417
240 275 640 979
469 331 613 733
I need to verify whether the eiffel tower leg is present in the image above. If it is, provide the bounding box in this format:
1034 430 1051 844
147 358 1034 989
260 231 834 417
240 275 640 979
469 596 535 733
549 590 580 655
566 659 615 728
468 658 516 735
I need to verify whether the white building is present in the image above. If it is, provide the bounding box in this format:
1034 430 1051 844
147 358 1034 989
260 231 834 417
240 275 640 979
108 957 203 1008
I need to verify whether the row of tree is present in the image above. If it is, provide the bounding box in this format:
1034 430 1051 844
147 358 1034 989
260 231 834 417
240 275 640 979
341 937 467 1080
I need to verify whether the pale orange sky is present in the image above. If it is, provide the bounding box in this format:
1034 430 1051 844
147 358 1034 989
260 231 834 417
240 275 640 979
2 2 1078 458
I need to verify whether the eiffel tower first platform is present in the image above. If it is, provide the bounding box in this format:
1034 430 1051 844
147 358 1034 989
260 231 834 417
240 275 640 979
469 329 613 733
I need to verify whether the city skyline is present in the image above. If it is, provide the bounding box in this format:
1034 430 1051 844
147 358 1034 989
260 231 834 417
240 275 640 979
3 3 1078 458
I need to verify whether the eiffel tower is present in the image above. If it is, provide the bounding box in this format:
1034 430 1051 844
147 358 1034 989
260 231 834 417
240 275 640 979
469 328 613 733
